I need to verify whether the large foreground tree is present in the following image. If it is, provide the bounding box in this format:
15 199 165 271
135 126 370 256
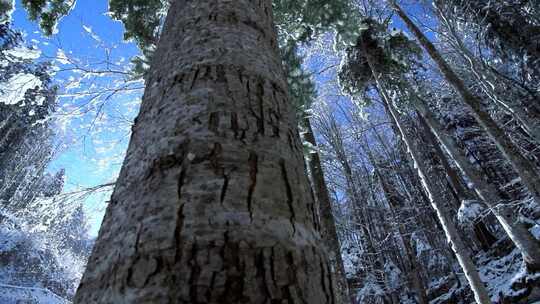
74 1 339 303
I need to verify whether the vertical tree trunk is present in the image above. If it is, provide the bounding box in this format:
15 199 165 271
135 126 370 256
390 0 540 206
414 98 540 271
74 1 338 303
444 0 540 66
433 2 540 144
323 114 382 276
303 117 351 304
0 112 14 137
360 34 491 303
368 155 429 304
417 111 497 251
381 93 491 304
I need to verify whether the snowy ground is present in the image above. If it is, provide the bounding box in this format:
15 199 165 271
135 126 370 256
0 284 68 304
478 224 540 303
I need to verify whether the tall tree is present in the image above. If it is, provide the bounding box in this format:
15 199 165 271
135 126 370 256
378 87 490 304
416 111 497 252
389 0 540 231
0 21 57 209
414 97 540 271
0 17 91 301
303 117 350 304
340 15 540 271
339 21 491 303
432 2 540 144
75 1 338 303
440 0 540 74
374 85 491 304
363 140 429 304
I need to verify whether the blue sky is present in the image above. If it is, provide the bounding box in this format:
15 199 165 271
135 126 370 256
11 0 143 236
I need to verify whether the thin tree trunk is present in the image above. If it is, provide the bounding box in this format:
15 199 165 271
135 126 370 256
75 1 338 303
381 92 490 304
414 97 540 271
447 0 540 66
360 33 491 303
0 112 14 136
325 115 381 274
417 111 497 251
390 0 540 207
367 152 429 304
433 2 540 144
303 117 351 304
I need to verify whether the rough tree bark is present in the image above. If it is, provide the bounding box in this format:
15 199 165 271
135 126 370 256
74 1 338 303
303 117 351 304
390 0 540 207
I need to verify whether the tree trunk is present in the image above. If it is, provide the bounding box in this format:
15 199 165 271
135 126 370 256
446 0 540 67
433 2 540 144
74 1 338 303
414 97 540 271
324 114 381 274
382 93 490 304
382 97 491 304
361 33 491 303
417 111 497 251
390 0 540 207
303 117 351 304
369 158 429 304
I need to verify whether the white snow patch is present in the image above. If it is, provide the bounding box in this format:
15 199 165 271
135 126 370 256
477 247 529 302
0 284 68 304
82 25 101 42
6 46 41 60
0 0 14 24
356 275 385 303
0 73 42 105
501 177 522 189
384 260 402 290
55 49 71 65
35 95 46 106
531 224 540 240
457 200 485 225
0 227 23 252
410 231 432 257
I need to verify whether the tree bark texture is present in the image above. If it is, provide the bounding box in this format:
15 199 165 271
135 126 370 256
75 1 338 303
